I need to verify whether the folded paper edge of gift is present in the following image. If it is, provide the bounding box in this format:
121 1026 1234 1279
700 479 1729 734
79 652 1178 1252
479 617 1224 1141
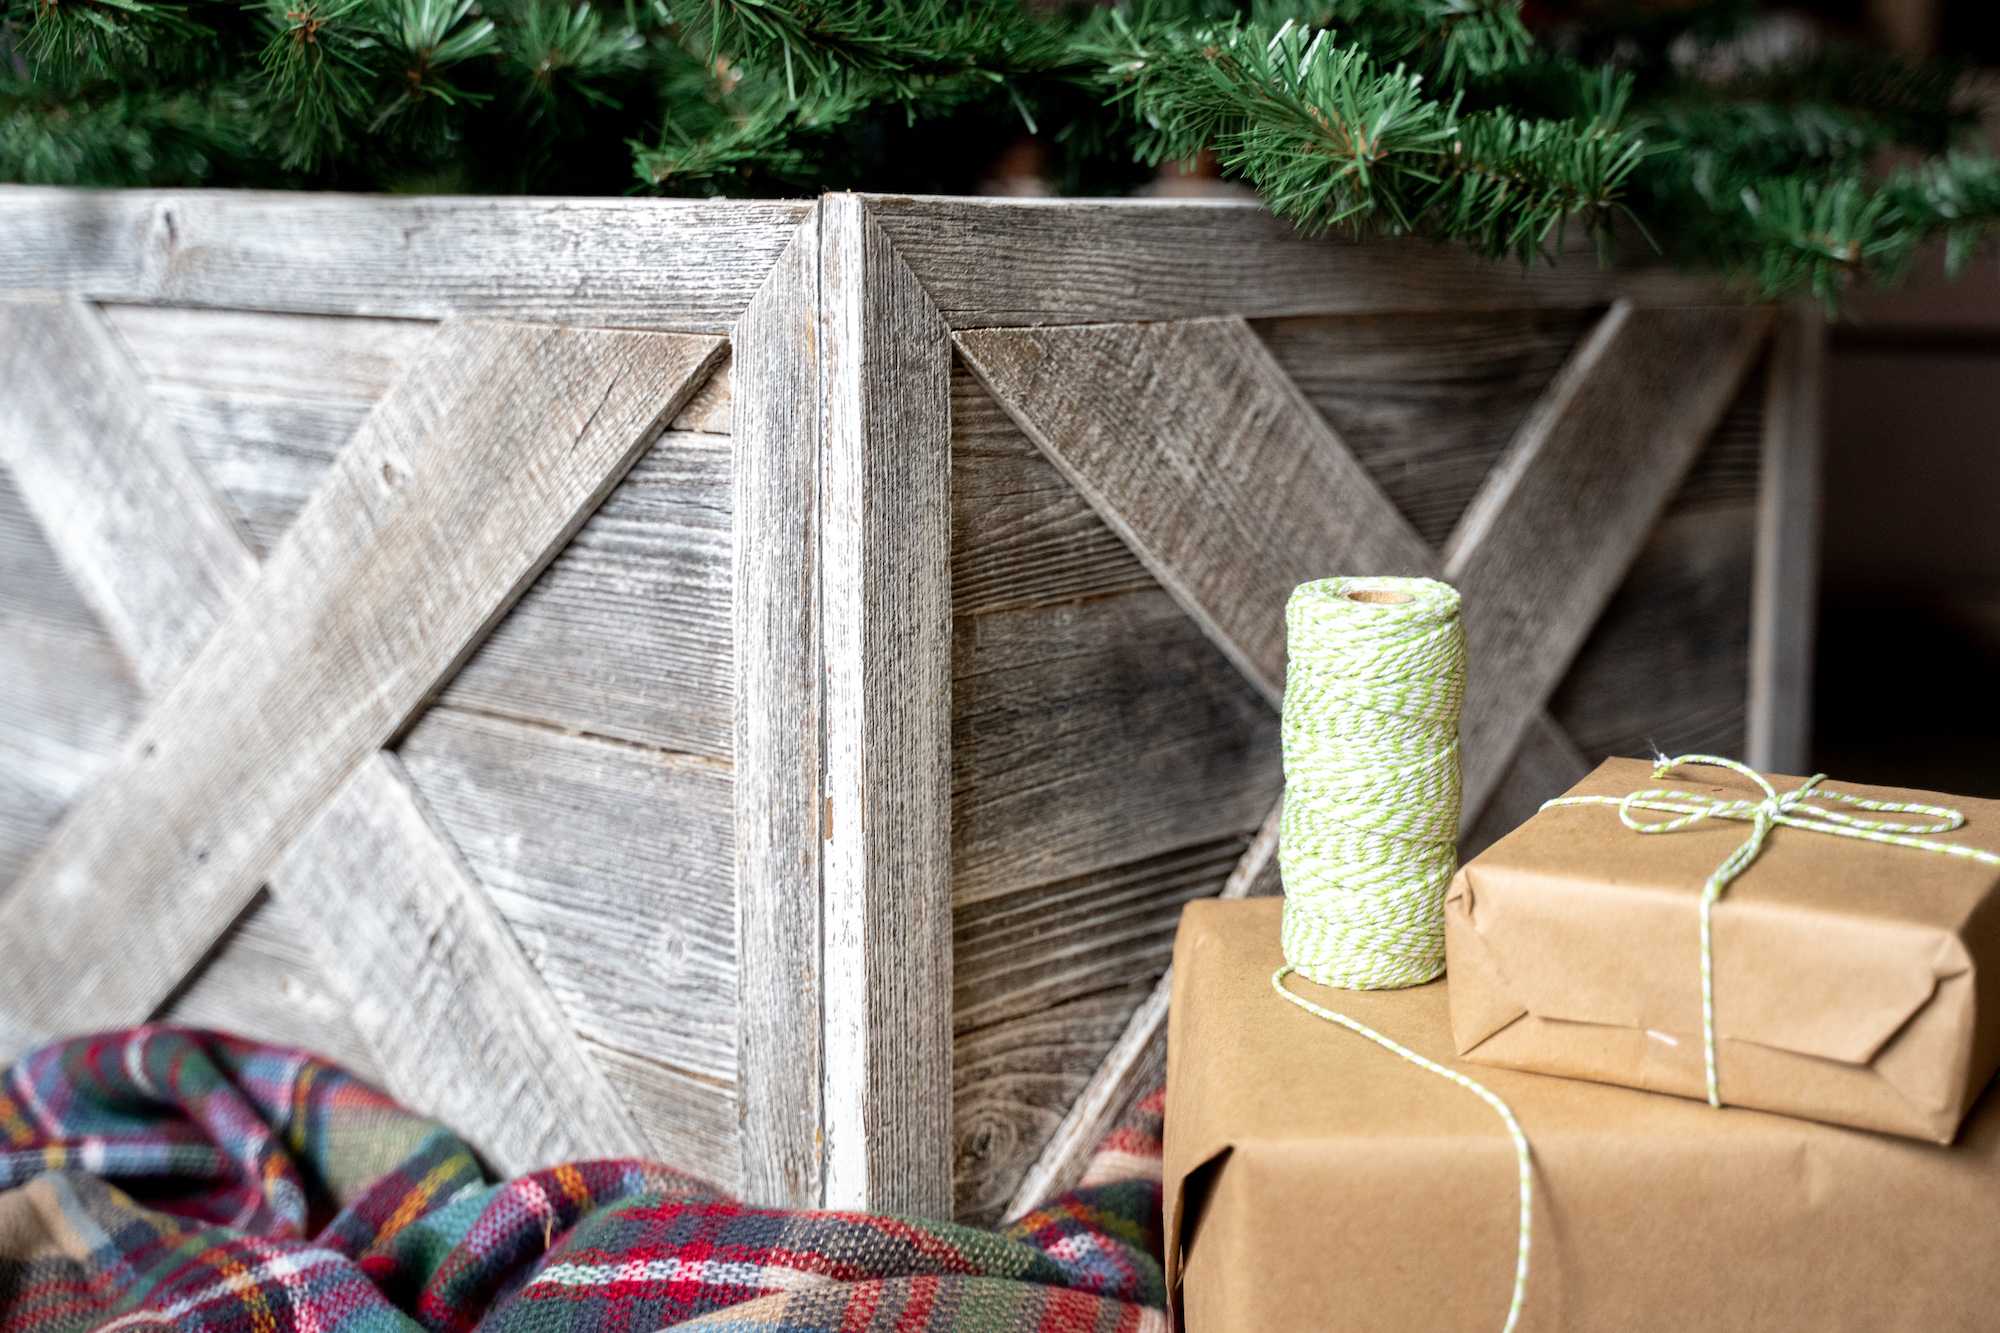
1443 757 2000 1140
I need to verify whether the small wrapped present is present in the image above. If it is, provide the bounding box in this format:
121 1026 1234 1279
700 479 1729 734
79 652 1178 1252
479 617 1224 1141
1446 755 2000 1142
1165 898 2000 1331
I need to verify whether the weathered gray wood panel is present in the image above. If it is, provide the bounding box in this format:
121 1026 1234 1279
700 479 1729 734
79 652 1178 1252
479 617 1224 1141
159 892 385 1078
957 317 1435 702
0 301 259 692
869 195 1720 328
103 305 441 400
949 364 1152 616
995 805 1281 1221
0 475 143 889
397 706 738 1084
954 981 1155 1226
817 195 955 1215
952 590 1279 903
276 752 655 1173
440 429 735 757
1441 302 1771 814
730 217 826 1209
1 190 811 330
1548 361 1768 765
1253 309 1598 547
953 835 1253 1034
0 319 722 1037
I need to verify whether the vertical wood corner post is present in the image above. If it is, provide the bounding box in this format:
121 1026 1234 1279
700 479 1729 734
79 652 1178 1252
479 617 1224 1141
733 196 955 1215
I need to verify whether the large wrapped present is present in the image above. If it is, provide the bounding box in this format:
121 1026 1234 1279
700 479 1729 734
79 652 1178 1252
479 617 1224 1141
1165 897 2000 1331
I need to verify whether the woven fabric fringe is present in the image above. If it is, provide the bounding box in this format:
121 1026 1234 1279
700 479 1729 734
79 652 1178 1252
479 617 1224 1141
0 1029 1167 1332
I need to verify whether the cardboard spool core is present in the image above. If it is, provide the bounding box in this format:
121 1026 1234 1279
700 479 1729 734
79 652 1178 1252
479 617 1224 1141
1345 589 1413 606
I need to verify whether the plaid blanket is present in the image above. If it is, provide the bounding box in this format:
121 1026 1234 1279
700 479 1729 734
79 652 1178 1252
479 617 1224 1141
0 1029 1166 1331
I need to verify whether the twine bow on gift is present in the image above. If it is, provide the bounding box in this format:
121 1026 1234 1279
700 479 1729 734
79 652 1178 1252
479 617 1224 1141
1543 754 2000 1109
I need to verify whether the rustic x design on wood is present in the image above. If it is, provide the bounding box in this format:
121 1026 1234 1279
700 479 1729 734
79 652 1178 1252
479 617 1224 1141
0 189 1821 1224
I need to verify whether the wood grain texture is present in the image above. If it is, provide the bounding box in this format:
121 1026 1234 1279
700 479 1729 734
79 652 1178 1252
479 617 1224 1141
1441 302 1772 818
439 429 735 756
397 705 738 1084
956 317 1436 702
949 364 1154 616
0 300 259 691
953 834 1254 1033
159 891 384 1078
0 189 811 330
818 195 955 1216
953 982 1155 1226
275 751 655 1174
952 589 1280 904
995 803 1282 1220
103 305 441 401
0 475 143 890
0 318 722 1037
1748 306 1825 773
1252 309 1598 547
866 195 1720 328
730 216 825 1209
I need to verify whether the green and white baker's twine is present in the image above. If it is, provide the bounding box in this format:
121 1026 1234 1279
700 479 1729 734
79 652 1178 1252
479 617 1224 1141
1271 576 1532 1333
1544 754 2000 1110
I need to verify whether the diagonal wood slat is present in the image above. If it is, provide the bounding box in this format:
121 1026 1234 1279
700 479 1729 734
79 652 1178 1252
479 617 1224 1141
1442 301 1772 814
0 314 723 1051
953 315 1592 816
955 317 1430 704
955 302 1768 1202
0 301 258 692
1001 802 1282 1219
2 301 662 1166
277 754 651 1169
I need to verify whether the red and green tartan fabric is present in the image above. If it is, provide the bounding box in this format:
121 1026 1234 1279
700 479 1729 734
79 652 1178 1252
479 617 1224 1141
0 1029 1166 1331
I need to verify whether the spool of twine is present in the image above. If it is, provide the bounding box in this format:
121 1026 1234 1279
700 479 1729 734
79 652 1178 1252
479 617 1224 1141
1271 575 1532 1333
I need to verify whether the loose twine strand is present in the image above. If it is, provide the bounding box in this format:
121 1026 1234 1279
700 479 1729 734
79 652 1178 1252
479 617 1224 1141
1544 754 2000 1109
1272 576 1530 1333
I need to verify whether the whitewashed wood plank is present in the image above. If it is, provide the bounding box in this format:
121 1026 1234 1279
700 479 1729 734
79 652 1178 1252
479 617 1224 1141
440 429 735 756
956 317 1438 702
866 195 1722 328
1441 302 1772 819
583 1039 742 1187
0 189 812 330
818 195 955 1216
397 706 737 1084
160 892 385 1080
952 588 1280 903
995 803 1280 1221
1252 309 1599 547
152 385 367 556
0 474 145 890
0 300 259 691
1748 305 1825 774
103 306 441 401
731 215 825 1209
0 319 723 1037
275 752 654 1173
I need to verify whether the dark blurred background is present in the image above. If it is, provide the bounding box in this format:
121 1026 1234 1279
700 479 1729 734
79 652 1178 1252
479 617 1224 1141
1812 2 2000 796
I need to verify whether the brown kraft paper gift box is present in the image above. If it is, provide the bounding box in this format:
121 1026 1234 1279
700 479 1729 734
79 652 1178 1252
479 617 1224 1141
1445 757 2000 1143
1164 898 2000 1332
